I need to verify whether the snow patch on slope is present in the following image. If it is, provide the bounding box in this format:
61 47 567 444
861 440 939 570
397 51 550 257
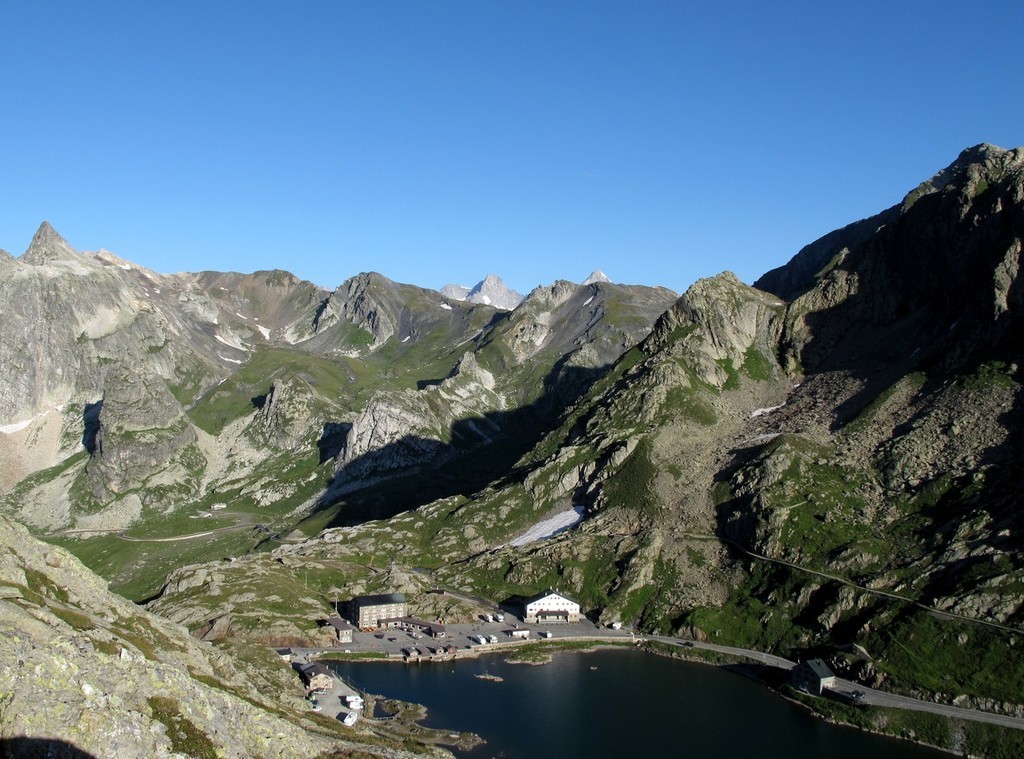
508 506 585 547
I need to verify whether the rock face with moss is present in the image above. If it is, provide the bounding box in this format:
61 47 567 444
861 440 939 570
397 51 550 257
0 514 433 758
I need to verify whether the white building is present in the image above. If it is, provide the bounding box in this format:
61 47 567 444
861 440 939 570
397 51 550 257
523 590 581 624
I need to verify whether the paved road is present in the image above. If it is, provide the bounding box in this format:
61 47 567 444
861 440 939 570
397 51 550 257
830 677 1024 730
646 634 797 670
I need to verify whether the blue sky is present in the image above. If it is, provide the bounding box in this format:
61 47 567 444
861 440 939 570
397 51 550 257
2 2 1022 296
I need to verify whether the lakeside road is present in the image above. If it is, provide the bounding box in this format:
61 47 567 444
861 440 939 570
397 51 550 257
643 636 1024 731
295 621 1024 732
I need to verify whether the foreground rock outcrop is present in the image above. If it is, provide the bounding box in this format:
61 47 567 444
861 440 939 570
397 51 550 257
0 514 428 758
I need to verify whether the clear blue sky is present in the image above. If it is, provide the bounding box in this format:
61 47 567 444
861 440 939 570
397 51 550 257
2 1 1022 295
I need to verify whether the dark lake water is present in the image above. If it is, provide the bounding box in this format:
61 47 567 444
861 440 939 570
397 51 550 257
329 649 950 758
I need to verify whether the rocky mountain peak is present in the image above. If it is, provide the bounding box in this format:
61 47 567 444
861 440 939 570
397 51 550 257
441 274 524 310
20 221 78 265
901 143 1023 211
583 269 612 285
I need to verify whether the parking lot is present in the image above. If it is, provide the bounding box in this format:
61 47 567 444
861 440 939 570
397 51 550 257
294 615 635 663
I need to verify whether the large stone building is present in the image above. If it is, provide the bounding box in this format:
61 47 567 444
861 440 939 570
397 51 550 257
350 592 408 629
523 590 581 623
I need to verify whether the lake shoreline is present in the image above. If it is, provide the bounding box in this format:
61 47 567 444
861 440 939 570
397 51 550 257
325 639 976 757
327 647 952 759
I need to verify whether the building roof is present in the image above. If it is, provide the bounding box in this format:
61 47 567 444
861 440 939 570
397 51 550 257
525 589 579 605
804 659 835 680
325 616 355 631
355 592 407 607
299 662 332 678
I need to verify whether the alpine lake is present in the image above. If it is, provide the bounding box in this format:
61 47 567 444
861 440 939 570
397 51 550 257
329 648 951 758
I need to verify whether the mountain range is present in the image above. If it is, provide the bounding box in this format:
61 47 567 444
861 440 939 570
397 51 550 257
2 143 1024 757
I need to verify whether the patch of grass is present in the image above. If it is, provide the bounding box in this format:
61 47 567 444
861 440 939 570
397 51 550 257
317 651 389 661
21 566 70 603
685 563 806 651
959 360 1017 391
961 719 1024 759
869 611 1024 704
85 635 123 657
741 345 774 381
716 358 740 390
662 387 718 425
50 605 95 631
601 438 660 516
147 696 218 759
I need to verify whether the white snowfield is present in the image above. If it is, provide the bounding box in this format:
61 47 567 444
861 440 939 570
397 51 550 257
0 406 63 435
750 404 785 418
1 417 37 434
508 506 585 547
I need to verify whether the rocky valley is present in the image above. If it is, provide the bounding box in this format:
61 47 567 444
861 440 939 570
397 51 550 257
2 144 1024 757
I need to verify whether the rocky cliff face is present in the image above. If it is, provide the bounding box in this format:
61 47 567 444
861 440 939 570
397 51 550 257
0 514 421 758
441 274 524 310
326 278 678 486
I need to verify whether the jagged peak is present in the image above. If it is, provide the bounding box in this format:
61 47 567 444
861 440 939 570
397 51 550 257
20 221 78 265
583 269 612 285
902 143 1023 210
441 273 523 309
336 270 393 295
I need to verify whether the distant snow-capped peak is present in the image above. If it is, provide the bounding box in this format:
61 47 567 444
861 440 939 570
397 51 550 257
441 274 524 310
583 269 612 285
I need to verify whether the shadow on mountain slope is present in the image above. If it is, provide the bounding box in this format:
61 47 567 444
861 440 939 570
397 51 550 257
306 362 608 529
788 178 1024 431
